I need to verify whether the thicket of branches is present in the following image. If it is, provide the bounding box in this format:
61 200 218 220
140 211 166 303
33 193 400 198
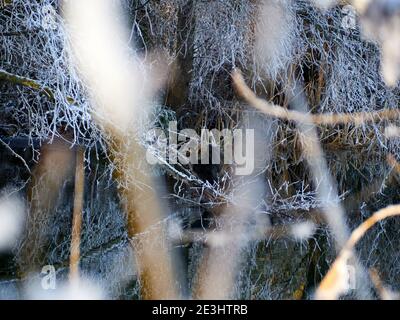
1 0 400 300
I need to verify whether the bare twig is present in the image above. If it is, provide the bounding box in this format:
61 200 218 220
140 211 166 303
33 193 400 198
387 153 400 174
369 268 399 300
69 146 85 282
17 138 75 275
232 68 372 299
232 69 399 126
316 204 400 300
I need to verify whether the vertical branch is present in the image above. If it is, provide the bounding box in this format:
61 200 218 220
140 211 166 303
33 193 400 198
192 207 251 299
117 142 178 299
193 115 271 299
165 0 195 111
282 80 371 299
232 70 372 299
290 85 350 248
18 137 75 276
192 200 249 299
69 146 85 282
64 0 178 299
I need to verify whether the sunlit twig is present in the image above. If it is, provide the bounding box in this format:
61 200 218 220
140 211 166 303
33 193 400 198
316 204 400 299
232 70 399 126
69 147 85 283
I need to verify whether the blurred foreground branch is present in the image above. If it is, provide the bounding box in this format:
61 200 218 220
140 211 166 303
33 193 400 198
64 0 178 299
232 68 372 298
17 138 75 276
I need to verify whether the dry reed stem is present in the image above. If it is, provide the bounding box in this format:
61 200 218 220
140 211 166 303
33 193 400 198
290 81 373 299
387 153 400 174
369 268 399 300
232 69 399 126
18 138 75 275
192 114 270 299
369 269 386 299
64 0 178 299
316 204 400 300
111 137 179 299
192 203 251 299
69 146 85 283
235 68 373 298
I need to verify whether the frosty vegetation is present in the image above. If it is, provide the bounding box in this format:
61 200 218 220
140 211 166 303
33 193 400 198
0 0 400 300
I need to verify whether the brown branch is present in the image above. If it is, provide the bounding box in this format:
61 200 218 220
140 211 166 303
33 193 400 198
0 69 54 100
387 153 400 174
315 204 400 300
0 0 13 10
64 0 179 299
369 268 399 300
69 146 85 282
17 138 75 276
232 69 399 126
0 69 75 104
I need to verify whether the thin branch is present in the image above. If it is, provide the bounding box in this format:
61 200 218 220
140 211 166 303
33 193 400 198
232 69 399 126
369 268 399 300
64 0 179 299
0 69 75 104
0 136 31 173
69 146 85 283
